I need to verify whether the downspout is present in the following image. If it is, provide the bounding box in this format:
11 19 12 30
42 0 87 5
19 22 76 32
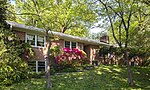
8 24 13 41
10 24 13 31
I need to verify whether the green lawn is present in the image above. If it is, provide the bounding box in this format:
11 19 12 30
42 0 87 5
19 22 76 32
1 65 150 90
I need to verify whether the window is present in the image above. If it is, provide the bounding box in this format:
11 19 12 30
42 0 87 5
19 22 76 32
28 61 46 72
28 61 36 72
27 34 35 46
65 41 70 48
26 34 45 47
71 42 76 48
38 61 45 72
65 41 77 49
37 36 44 47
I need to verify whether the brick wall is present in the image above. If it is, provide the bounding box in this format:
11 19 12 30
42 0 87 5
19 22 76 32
13 29 100 63
84 45 99 64
78 42 84 50
14 30 25 41
51 39 64 50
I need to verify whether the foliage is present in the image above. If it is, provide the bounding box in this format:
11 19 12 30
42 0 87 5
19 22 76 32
9 0 97 88
29 72 46 79
15 0 98 37
50 46 91 72
21 42 35 61
104 0 150 63
56 48 87 65
50 46 61 57
143 58 150 67
0 37 30 85
1 65 150 90
97 0 147 86
99 46 109 56
54 48 87 71
0 0 32 85
128 47 150 66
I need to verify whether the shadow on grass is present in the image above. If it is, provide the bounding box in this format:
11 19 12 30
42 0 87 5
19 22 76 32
1 65 149 90
51 65 150 90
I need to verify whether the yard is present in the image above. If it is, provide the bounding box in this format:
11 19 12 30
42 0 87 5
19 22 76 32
1 65 150 90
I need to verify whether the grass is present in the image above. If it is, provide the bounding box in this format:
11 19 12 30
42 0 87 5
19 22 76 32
0 65 150 90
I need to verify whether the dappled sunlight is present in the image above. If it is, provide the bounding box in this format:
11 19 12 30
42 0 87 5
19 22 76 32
102 67 113 73
145 86 150 89
78 77 84 80
1 66 149 90
112 76 126 82
58 83 65 88
112 68 122 72
134 71 140 75
31 80 43 85
96 71 102 75
113 72 120 76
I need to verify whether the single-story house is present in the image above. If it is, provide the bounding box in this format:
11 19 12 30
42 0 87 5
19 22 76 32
7 21 112 72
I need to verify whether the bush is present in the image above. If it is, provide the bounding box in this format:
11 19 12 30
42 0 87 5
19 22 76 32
143 58 150 67
0 31 31 86
0 54 30 85
29 72 45 78
0 1 32 85
54 48 88 71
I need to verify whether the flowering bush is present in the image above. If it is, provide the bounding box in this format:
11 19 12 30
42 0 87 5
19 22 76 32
55 48 87 67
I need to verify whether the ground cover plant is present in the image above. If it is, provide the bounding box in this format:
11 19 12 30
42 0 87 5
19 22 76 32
1 65 149 90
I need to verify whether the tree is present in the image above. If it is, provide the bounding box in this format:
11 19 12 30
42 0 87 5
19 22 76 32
25 0 53 88
97 0 143 86
15 0 98 37
108 0 150 63
12 1 98 88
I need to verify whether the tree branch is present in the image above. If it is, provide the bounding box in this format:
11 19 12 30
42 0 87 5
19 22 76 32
118 20 122 47
99 0 121 47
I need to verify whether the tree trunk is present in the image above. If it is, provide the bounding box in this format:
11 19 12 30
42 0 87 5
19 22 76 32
46 34 52 88
103 54 106 64
46 57 51 88
124 50 134 86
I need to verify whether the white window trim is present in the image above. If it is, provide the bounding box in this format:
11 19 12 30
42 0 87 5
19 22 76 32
35 35 37 47
70 41 71 48
25 33 27 43
64 41 78 49
25 33 46 48
36 60 46 73
28 60 46 73
76 42 78 49
36 61 38 72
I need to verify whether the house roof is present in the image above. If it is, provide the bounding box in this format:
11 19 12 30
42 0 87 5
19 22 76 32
7 21 112 46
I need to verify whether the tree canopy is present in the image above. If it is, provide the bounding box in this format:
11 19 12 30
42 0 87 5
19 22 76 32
97 0 150 86
14 0 98 37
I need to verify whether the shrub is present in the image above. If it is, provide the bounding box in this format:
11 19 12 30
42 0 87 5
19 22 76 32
0 45 30 85
0 1 31 85
54 48 87 71
143 58 150 67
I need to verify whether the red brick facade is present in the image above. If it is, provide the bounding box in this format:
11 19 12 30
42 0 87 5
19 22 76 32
13 29 98 62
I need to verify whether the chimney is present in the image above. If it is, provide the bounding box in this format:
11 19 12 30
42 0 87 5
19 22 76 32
100 33 109 43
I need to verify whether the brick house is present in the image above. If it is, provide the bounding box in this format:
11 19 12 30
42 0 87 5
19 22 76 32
7 21 111 72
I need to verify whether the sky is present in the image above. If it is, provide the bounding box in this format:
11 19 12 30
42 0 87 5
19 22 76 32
9 0 16 5
90 27 103 33
90 20 105 33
